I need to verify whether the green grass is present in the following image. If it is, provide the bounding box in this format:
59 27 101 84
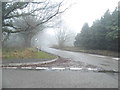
52 46 120 57
2 48 57 59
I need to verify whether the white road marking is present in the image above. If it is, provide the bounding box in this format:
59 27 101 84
2 66 99 72
8 63 22 66
87 68 98 71
89 54 105 58
96 56 105 58
70 67 82 71
3 67 17 69
112 58 120 61
21 67 32 69
51 67 65 70
36 67 49 70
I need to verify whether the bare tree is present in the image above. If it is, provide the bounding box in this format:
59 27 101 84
0 2 2 48
13 15 45 47
2 0 68 47
55 25 74 47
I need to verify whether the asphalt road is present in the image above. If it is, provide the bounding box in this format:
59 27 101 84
2 69 118 88
41 47 118 71
2 47 119 88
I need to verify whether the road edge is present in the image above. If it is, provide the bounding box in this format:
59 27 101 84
1 57 58 67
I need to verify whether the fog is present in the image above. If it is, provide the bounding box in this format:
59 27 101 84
3 0 119 48
32 29 57 48
31 28 76 48
32 0 119 48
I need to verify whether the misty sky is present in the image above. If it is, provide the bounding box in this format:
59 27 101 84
61 0 119 33
5 0 119 47
35 0 119 47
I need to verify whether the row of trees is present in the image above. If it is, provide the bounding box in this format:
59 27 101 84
74 7 120 52
2 1 68 48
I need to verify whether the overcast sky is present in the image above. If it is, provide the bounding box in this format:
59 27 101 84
35 0 119 47
61 0 119 33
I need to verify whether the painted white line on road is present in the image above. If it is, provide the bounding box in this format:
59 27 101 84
21 67 32 69
89 54 105 58
70 67 82 71
87 68 98 71
3 67 17 69
36 67 49 70
8 63 22 66
51 67 65 70
112 58 120 61
96 56 105 58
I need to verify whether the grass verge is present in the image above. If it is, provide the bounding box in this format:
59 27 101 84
52 46 120 57
2 48 57 59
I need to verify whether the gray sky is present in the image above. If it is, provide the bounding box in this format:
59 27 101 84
35 0 119 47
61 0 119 33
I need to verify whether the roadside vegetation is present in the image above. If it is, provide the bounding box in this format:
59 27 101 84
52 46 120 57
2 48 57 59
74 8 119 52
52 7 120 58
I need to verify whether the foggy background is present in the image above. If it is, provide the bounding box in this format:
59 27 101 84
3 0 119 48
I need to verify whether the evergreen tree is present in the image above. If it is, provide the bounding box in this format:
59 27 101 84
74 7 119 52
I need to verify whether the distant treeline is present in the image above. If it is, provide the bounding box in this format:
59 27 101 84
74 7 120 52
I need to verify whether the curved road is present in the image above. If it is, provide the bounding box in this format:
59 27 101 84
2 47 119 88
41 47 118 71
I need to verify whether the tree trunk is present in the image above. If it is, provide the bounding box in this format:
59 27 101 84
24 36 31 48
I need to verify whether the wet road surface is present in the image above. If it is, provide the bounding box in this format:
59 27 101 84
41 47 118 71
2 47 119 88
2 69 118 88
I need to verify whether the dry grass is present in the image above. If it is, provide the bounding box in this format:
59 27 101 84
2 48 56 59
